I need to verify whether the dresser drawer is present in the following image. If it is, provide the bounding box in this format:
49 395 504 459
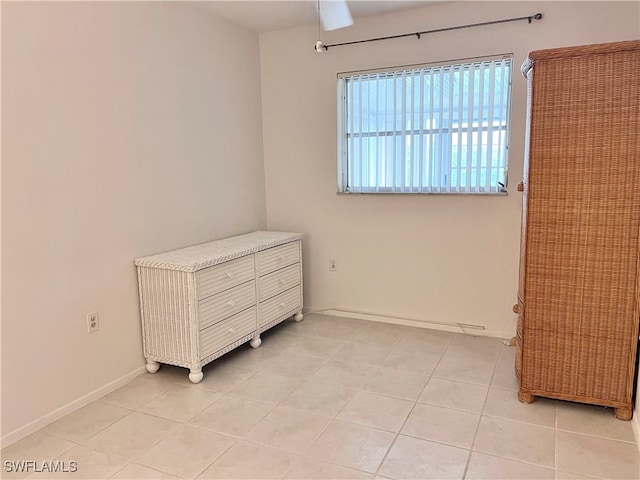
256 241 300 276
200 307 257 358
199 281 256 330
259 263 301 302
259 285 301 327
197 256 255 300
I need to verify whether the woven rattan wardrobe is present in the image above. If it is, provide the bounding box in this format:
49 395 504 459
515 40 640 420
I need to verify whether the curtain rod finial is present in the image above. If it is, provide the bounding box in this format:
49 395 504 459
528 13 542 24
315 40 327 53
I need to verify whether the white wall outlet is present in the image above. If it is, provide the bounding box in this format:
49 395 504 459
329 260 337 271
87 311 99 333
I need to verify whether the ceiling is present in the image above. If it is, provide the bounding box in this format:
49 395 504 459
193 1 446 34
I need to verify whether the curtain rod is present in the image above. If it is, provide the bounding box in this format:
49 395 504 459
318 13 543 52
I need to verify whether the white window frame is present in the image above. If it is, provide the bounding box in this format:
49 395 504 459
337 55 513 194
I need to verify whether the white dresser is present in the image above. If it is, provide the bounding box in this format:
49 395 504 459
135 231 303 383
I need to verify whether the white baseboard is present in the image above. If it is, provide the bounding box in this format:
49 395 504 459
632 408 640 453
304 306 513 340
1 365 146 449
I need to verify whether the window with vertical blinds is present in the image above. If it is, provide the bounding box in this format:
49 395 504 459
337 55 512 194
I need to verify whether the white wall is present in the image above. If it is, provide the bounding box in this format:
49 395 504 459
2 0 639 445
260 1 640 337
1 2 266 439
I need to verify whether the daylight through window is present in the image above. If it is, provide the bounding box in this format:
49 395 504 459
337 55 512 194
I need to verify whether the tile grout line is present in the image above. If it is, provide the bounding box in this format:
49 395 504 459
461 341 503 480
188 436 237 480
371 331 455 479
465 449 559 472
554 428 637 444
97 359 265 478
289 358 381 476
44 405 140 453
555 392 559 475
106 460 133 479
279 318 455 477
240 331 334 480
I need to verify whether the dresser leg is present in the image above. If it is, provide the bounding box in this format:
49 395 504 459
145 360 160 374
188 369 203 384
249 336 262 348
614 407 632 420
293 312 304 322
517 389 535 404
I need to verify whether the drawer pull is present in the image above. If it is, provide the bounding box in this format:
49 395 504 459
226 271 234 279
277 254 285 260
279 278 286 285
227 299 236 307
228 327 236 334
279 301 286 308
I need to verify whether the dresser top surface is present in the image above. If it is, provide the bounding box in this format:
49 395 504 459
135 231 303 272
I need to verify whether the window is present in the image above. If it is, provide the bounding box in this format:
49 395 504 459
337 55 512 194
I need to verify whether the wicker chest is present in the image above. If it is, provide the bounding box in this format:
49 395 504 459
135 231 304 383
515 40 640 420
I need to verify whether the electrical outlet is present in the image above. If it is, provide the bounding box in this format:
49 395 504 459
329 260 337 271
87 311 99 333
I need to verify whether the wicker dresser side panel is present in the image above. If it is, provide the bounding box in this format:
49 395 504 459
522 47 640 405
137 267 198 369
523 332 633 405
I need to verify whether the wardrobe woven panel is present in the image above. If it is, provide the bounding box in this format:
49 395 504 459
519 41 640 411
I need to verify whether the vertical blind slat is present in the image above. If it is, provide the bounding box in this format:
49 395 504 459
392 72 398 192
398 72 407 192
476 62 486 192
499 60 510 181
465 66 475 192
383 74 389 189
366 76 372 190
409 69 416 191
447 66 455 193
428 68 435 192
456 65 464 193
496 61 505 182
418 69 425 192
374 74 380 191
345 80 357 189
358 75 363 192
486 62 496 193
437 67 445 192
415 72 421 192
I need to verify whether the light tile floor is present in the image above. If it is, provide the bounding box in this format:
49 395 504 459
2 313 639 479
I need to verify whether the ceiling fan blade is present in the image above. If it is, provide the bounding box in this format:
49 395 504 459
319 0 354 31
